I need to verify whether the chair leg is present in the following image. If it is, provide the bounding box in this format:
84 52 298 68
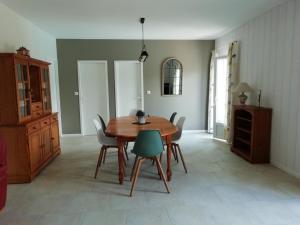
123 148 127 167
159 152 163 163
172 144 178 163
102 147 107 163
130 155 138 181
176 144 187 173
125 148 129 161
154 157 162 180
130 158 144 197
154 157 170 193
94 146 105 179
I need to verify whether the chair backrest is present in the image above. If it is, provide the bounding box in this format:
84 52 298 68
169 112 177 124
93 119 117 146
97 114 107 132
172 117 186 141
132 130 164 158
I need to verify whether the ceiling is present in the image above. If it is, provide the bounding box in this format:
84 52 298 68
0 0 285 39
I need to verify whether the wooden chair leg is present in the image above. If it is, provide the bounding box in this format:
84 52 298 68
123 149 127 167
159 152 163 163
130 158 144 197
172 144 178 163
154 157 162 180
94 146 105 179
130 155 138 181
102 147 107 163
154 157 170 193
125 148 129 161
176 144 187 173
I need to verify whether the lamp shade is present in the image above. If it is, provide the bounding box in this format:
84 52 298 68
233 82 253 93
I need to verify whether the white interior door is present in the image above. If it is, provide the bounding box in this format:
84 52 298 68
213 57 228 140
114 61 144 117
78 61 109 135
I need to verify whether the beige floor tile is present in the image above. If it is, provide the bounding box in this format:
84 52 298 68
2 133 300 225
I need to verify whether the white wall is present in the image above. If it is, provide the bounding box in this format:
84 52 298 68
0 2 60 115
216 0 300 178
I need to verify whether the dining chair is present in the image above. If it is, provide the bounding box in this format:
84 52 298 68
97 114 107 132
129 130 170 197
169 112 177 124
97 114 129 161
171 117 187 173
93 119 126 179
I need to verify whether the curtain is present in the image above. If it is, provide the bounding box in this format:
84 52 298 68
207 51 215 134
225 41 240 143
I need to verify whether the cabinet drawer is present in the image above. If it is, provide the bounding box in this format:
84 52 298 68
32 102 42 112
40 118 50 128
32 110 43 119
51 114 58 123
27 122 41 134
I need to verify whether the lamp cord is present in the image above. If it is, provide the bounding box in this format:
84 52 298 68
142 22 145 49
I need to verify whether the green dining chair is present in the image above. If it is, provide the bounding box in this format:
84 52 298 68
130 130 170 197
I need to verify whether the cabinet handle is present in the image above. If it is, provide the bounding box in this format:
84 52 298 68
51 137 55 140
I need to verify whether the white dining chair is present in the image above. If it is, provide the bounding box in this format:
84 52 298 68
172 117 187 173
93 119 126 179
161 116 187 173
97 114 129 161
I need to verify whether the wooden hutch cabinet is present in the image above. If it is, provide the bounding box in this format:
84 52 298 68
231 105 272 163
0 53 60 183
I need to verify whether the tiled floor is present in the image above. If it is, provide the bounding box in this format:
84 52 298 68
1 133 300 225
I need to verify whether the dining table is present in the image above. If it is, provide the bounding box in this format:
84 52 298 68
105 115 178 184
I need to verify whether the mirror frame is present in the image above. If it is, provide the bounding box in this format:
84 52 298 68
161 57 183 96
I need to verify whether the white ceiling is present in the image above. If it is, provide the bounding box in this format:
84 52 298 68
0 0 285 39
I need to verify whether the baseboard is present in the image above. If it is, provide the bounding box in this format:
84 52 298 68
183 130 208 134
61 134 82 137
271 160 300 179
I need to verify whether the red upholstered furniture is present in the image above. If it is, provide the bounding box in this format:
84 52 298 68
0 137 7 210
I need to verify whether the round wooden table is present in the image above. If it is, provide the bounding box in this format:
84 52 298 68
105 116 178 184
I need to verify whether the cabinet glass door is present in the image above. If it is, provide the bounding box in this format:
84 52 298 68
41 68 51 113
16 63 31 121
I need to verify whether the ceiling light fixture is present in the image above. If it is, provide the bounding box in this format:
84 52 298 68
138 17 149 62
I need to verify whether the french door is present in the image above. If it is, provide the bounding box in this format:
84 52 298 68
78 61 110 135
210 56 228 140
114 61 144 117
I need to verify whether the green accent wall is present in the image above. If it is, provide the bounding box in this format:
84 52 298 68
56 40 214 134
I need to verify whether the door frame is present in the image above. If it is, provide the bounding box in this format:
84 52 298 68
77 60 110 135
114 60 144 117
213 55 228 140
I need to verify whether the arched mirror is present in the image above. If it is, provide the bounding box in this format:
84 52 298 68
161 58 183 96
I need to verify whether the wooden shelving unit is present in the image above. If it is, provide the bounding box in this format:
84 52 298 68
0 53 61 183
231 105 272 163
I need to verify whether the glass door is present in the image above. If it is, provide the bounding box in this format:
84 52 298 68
16 62 31 122
213 57 228 140
41 67 52 113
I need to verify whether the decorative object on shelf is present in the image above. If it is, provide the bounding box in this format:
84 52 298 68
16 46 30 57
233 82 252 105
136 110 146 124
138 18 149 62
257 89 261 107
161 58 183 96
